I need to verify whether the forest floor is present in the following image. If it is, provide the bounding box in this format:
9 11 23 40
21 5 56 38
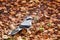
0 0 60 40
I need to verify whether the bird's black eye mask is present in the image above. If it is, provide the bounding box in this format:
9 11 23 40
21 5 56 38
26 18 33 20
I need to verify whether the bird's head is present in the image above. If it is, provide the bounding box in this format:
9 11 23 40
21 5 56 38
25 16 33 20
21 16 33 26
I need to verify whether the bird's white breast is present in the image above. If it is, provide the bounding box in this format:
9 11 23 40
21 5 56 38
21 20 32 26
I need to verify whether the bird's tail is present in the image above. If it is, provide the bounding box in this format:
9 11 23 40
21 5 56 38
8 27 22 35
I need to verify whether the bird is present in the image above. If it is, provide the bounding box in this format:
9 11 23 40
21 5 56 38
8 16 33 35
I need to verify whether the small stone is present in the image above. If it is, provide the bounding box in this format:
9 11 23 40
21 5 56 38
2 35 8 39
